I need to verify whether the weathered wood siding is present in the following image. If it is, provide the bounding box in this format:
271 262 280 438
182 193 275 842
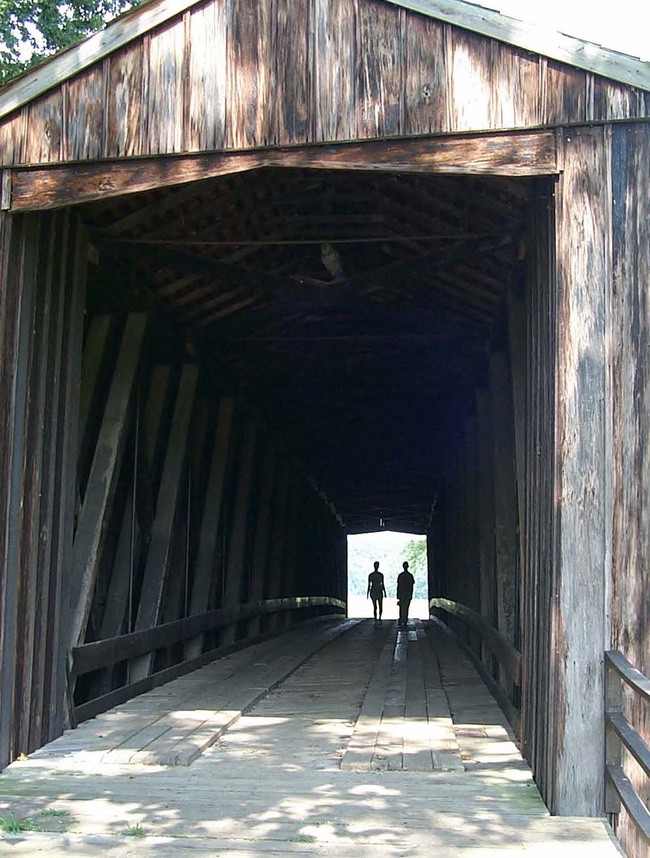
520 181 558 810
0 210 86 769
609 122 650 858
1 0 647 168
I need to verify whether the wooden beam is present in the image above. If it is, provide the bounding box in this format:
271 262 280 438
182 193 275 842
247 443 275 638
129 364 198 682
489 352 519 662
68 313 148 650
553 126 610 816
476 388 497 673
0 214 39 764
77 315 113 492
220 421 257 646
184 398 235 660
97 368 173 686
51 216 87 735
8 130 559 212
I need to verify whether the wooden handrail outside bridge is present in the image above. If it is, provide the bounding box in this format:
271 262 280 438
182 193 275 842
605 650 650 843
429 596 521 732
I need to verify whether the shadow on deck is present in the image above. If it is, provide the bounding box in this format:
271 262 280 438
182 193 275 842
0 619 620 856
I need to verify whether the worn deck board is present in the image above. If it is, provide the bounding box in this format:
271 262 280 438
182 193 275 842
0 619 621 856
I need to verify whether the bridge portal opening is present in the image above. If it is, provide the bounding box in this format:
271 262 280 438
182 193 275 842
70 163 554 734
347 531 428 619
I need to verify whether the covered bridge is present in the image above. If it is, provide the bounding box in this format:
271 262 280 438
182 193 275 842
0 0 648 852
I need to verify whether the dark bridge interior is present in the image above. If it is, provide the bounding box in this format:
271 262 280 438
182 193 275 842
85 167 530 534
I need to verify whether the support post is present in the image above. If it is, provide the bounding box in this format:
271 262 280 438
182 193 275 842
221 421 257 645
129 364 198 682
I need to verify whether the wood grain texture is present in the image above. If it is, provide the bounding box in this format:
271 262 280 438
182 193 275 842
310 0 358 143
0 0 648 167
69 314 148 651
63 65 106 161
227 0 272 149
403 15 447 135
554 125 610 816
355 1 404 138
186 0 228 152
7 129 559 211
609 122 650 858
23 93 63 163
147 19 185 154
105 45 145 158
270 0 309 145
520 182 558 810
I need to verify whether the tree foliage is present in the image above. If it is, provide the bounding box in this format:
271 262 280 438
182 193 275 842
403 537 427 580
0 0 140 86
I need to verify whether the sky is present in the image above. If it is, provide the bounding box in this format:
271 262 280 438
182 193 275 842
474 0 650 60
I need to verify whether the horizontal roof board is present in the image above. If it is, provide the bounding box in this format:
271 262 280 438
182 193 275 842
1 0 649 120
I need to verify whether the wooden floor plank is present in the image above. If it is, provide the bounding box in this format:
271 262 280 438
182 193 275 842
0 618 621 856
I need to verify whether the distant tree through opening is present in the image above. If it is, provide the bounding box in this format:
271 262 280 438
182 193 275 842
347 531 428 620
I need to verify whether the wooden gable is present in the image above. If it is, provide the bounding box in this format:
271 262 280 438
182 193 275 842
1 0 649 169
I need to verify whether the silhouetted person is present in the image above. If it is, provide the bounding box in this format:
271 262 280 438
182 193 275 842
367 561 387 625
396 561 415 628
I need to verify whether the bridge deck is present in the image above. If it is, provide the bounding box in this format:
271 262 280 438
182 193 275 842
0 619 620 856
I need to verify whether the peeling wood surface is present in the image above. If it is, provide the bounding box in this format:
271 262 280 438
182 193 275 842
609 122 650 858
1 0 647 168
7 128 559 211
554 126 610 816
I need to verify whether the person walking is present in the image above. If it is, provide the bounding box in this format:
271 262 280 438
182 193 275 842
367 561 387 626
396 561 415 628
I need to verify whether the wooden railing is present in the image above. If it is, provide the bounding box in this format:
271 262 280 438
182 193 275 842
71 596 345 723
605 650 650 843
429 597 522 731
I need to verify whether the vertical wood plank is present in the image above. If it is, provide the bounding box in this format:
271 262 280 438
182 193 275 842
247 441 275 637
507 280 528 643
221 420 257 645
48 215 87 736
310 0 357 142
446 29 493 132
476 388 497 671
98 366 171 646
542 62 587 125
0 214 39 760
23 93 63 163
487 42 540 129
186 0 228 151
264 459 290 631
105 45 145 158
403 14 447 135
63 66 106 161
147 18 185 155
0 112 25 166
489 351 519 648
271 0 309 145
609 123 650 858
130 364 198 681
184 397 235 659
68 313 148 650
227 0 272 149
355 1 404 138
554 125 610 815
78 315 114 494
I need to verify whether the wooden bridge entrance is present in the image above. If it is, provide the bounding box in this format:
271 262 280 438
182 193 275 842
0 620 620 856
1 1 649 855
